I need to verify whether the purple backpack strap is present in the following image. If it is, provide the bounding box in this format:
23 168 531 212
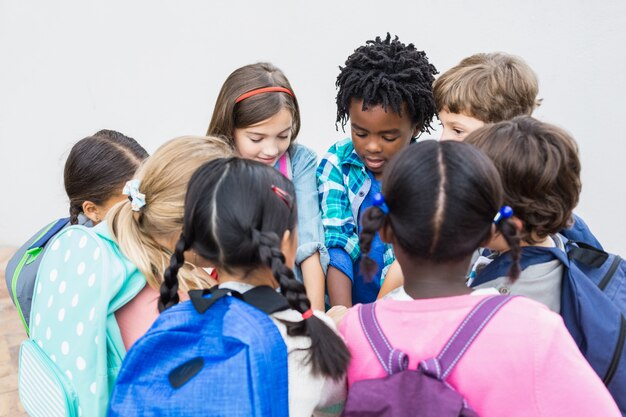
420 295 514 380
359 303 409 375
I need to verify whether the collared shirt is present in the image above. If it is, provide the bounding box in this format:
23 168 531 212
317 138 394 283
273 144 329 282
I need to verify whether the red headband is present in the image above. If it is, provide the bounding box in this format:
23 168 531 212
235 87 294 104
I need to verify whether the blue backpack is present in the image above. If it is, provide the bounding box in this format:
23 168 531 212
5 217 69 334
471 242 626 414
109 286 291 417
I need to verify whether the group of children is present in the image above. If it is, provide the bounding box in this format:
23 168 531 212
6 33 623 416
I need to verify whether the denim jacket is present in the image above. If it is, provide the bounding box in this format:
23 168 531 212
277 144 329 282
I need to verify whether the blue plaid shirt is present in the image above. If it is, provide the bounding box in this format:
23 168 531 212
316 138 394 282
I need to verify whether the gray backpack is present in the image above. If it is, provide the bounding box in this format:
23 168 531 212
5 217 69 334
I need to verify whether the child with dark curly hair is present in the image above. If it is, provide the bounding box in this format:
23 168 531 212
317 34 438 306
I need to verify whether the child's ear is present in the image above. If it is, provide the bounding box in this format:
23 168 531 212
81 200 101 224
280 229 297 269
379 220 395 244
480 216 525 247
511 216 524 231
411 124 423 139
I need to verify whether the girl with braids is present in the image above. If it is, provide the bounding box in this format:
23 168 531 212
317 33 438 307
207 62 327 311
338 140 619 416
158 157 349 416
5 129 147 331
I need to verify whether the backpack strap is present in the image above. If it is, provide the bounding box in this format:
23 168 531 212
566 240 609 268
420 295 514 380
28 217 70 251
189 285 290 315
358 303 409 375
241 286 291 314
470 246 568 287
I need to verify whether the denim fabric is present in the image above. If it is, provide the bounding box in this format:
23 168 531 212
287 144 329 281
329 248 354 281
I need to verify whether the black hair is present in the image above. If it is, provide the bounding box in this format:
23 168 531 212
64 130 148 224
159 157 349 379
336 33 438 135
360 140 521 281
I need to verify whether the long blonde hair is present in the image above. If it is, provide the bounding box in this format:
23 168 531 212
107 135 233 291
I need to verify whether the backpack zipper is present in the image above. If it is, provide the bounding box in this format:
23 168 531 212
604 315 626 386
598 255 622 291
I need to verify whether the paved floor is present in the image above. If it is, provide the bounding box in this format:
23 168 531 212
0 248 28 417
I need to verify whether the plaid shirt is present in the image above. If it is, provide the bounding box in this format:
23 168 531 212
316 138 394 280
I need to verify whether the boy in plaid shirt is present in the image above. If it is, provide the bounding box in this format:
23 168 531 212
317 34 438 306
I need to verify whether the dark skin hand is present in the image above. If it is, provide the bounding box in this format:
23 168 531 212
327 266 353 307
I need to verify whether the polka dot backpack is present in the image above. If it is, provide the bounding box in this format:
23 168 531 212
18 222 145 417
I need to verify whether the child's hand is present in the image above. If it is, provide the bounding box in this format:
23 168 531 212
326 305 349 326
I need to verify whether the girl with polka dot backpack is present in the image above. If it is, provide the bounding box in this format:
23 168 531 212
18 136 232 417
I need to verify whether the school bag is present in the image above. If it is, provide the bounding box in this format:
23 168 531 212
471 242 626 415
5 217 69 334
18 223 146 417
342 295 513 417
108 285 291 417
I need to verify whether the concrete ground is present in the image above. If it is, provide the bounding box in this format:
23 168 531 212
0 247 28 417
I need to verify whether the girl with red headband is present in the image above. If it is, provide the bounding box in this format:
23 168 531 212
208 63 327 311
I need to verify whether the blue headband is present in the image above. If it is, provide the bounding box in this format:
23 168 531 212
373 193 389 214
493 205 513 224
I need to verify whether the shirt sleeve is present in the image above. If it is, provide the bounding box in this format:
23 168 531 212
534 311 621 416
316 151 360 264
290 145 329 272
328 248 354 282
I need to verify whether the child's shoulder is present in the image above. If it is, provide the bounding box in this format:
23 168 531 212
322 138 355 162
289 143 318 166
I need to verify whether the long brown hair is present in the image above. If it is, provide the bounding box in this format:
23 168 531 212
207 62 301 144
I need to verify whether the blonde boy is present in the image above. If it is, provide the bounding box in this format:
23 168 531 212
434 52 540 141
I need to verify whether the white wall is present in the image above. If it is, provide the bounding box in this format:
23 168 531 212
1 0 625 254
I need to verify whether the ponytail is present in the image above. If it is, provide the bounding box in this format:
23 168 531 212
69 205 81 225
253 229 350 380
497 217 521 281
359 206 387 279
108 200 203 293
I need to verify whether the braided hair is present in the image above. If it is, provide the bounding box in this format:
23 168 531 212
360 140 521 281
160 157 349 379
336 33 438 135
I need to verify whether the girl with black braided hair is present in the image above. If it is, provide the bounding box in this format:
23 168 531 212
317 33 438 307
159 157 349 416
338 140 619 417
